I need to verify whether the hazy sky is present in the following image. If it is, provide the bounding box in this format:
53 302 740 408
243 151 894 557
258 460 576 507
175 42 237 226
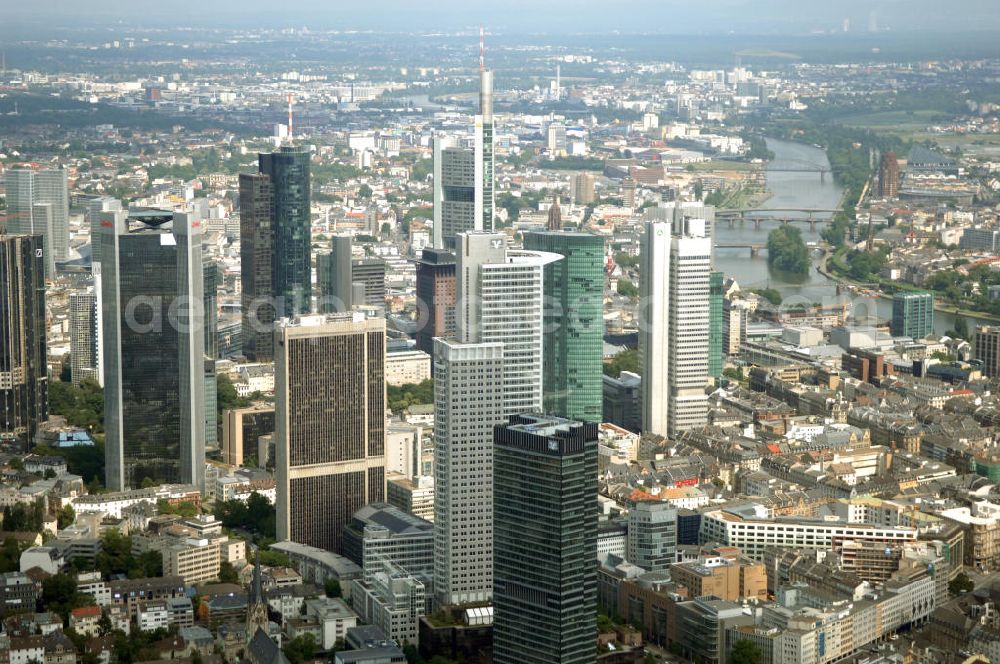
7 0 1000 33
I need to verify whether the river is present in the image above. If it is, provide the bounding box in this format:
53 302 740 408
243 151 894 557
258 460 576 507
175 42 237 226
713 138 986 336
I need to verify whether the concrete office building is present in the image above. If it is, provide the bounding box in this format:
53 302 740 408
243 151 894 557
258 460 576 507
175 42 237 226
258 148 311 315
457 232 561 417
239 172 275 361
69 290 99 386
432 339 504 607
342 503 434 587
275 314 387 555
974 325 1000 378
221 405 275 467
639 221 671 436
413 248 456 355
891 291 934 339
5 168 69 277
100 211 205 490
572 172 595 206
493 415 598 664
317 235 386 313
668 220 712 435
627 501 677 572
524 231 605 423
0 234 47 446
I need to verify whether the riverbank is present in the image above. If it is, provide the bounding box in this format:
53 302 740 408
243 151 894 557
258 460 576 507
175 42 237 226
817 248 1000 324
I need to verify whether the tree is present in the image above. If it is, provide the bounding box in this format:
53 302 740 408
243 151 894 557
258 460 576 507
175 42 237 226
357 184 373 199
750 288 783 306
766 226 810 275
57 505 75 530
949 572 975 595
617 279 639 298
693 181 704 200
282 633 316 664
730 639 763 664
324 578 342 598
604 349 639 378
42 573 91 623
218 561 239 584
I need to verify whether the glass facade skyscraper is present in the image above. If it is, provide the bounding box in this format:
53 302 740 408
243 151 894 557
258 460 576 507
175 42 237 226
100 211 205 490
524 231 605 423
891 291 934 339
259 147 311 316
239 172 275 361
0 234 47 446
709 270 724 382
493 415 598 664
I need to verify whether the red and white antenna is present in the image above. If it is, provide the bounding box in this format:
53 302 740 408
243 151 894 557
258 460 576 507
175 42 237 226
287 93 294 143
479 25 485 71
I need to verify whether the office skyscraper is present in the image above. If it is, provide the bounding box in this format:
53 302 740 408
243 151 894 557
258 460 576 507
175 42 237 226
275 314 386 555
477 50 495 233
891 291 934 339
413 248 456 355
668 219 711 435
572 172 595 206
432 137 478 250
239 172 275 361
92 210 127 386
317 235 386 314
708 271 724 382
524 231 605 423
0 234 47 446
101 211 206 490
639 221 671 437
457 232 561 417
69 290 99 386
258 147 311 315
493 415 598 664
204 260 219 449
87 197 122 266
432 338 504 607
6 168 69 278
878 151 899 199
627 501 677 572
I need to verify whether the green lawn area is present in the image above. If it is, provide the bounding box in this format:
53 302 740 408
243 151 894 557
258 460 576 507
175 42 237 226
839 109 944 130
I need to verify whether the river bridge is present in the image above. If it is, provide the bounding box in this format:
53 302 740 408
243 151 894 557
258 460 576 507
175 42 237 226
715 242 765 256
715 207 842 230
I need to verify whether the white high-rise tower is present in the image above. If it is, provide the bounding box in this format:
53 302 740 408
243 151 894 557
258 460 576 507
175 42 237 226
456 231 561 416
639 221 671 437
667 219 711 435
475 27 494 232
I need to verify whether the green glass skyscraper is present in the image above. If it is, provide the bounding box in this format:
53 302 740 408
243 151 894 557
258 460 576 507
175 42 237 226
524 231 604 423
493 415 598 664
709 271 724 382
891 291 934 339
259 147 311 315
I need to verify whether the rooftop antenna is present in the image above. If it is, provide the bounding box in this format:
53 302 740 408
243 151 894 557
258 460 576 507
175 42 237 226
286 93 294 144
479 25 485 72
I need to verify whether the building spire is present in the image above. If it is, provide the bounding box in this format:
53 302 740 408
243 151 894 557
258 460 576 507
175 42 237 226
479 25 485 71
246 546 268 643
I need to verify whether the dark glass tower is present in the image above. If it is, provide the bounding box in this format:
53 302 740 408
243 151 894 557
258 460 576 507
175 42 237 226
493 415 598 664
0 234 47 446
204 260 219 449
259 147 311 315
709 270 724 382
101 211 205 490
239 173 275 361
523 231 604 423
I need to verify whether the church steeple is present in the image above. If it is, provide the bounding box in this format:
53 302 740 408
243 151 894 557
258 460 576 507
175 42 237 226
246 546 268 643
547 193 562 231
